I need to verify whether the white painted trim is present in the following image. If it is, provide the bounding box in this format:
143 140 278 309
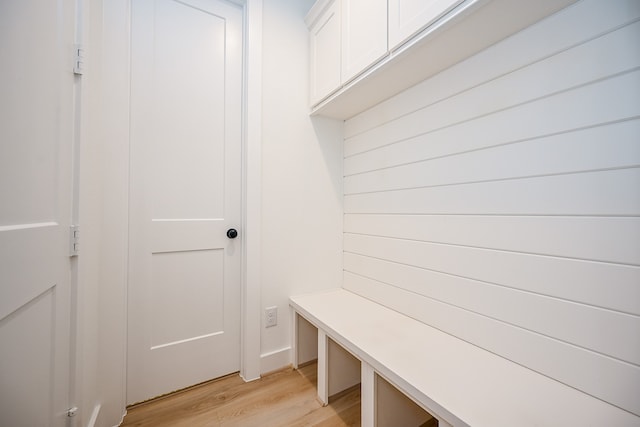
119 0 131 418
317 330 329 405
361 362 375 427
291 307 298 368
305 0 334 29
97 0 131 423
260 347 292 375
240 0 263 383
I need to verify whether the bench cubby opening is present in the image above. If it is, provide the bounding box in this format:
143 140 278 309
293 310 362 403
376 373 437 427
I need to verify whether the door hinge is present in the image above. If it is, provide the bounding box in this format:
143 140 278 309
67 407 78 417
73 44 85 75
69 225 80 257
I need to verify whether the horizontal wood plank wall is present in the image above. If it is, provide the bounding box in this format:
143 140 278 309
342 0 640 417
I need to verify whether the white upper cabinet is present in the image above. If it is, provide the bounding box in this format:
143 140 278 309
309 0 342 106
388 0 463 50
306 0 462 108
341 0 388 84
307 0 578 116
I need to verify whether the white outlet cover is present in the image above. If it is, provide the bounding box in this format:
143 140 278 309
265 306 278 328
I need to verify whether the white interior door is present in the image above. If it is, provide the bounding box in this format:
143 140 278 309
128 0 243 404
0 1 75 426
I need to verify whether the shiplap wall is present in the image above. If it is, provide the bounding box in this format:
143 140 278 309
342 0 640 417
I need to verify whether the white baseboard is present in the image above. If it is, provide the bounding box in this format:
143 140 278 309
112 407 127 427
260 346 291 375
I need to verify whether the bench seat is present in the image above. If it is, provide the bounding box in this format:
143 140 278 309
290 288 638 427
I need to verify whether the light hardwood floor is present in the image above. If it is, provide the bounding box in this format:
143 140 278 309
120 362 361 427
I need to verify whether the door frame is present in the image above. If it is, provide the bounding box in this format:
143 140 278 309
100 0 263 410
240 0 263 382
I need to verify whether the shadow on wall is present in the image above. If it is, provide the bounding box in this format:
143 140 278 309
311 116 344 203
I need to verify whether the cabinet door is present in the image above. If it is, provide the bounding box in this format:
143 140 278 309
389 0 463 50
309 0 342 106
341 0 388 84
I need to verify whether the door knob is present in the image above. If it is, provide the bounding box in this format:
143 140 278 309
227 228 238 239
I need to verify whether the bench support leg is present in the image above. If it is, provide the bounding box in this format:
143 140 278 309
361 361 375 427
291 308 298 369
317 329 329 406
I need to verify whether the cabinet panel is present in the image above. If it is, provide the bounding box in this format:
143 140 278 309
341 0 388 83
389 0 463 50
309 0 342 106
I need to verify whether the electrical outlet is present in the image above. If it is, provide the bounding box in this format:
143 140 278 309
265 306 278 328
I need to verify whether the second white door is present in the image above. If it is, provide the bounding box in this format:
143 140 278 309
127 0 243 404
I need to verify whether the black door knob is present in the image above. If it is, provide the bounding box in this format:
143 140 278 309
227 228 238 239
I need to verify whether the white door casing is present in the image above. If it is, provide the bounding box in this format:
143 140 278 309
128 0 243 404
0 1 76 426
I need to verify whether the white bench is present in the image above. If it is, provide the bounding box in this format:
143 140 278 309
290 288 637 427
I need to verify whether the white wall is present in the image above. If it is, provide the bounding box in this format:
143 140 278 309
342 0 640 417
259 0 344 373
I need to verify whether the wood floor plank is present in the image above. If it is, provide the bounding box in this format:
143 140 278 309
121 363 361 427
